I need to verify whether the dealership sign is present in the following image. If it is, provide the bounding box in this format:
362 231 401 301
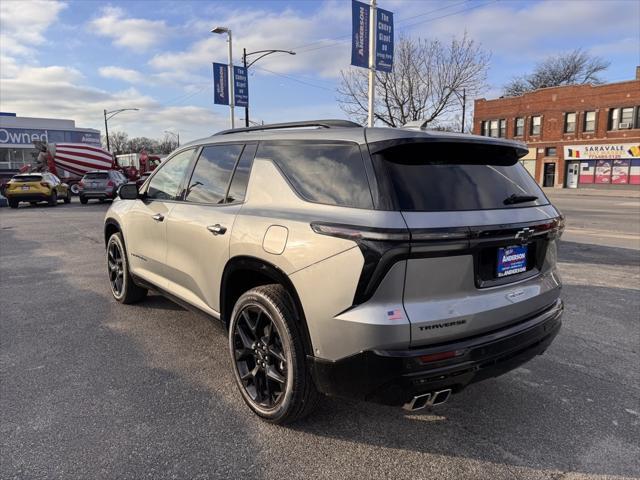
351 0 394 71
564 143 640 160
0 128 100 146
213 62 229 105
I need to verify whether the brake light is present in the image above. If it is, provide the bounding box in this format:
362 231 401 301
40 182 50 188
107 180 114 187
418 350 461 364
310 222 410 241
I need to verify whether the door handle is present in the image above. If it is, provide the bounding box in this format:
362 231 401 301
152 213 165 222
207 224 227 235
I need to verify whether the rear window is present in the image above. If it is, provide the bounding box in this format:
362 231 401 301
371 142 548 211
84 172 108 180
13 175 42 182
257 142 373 209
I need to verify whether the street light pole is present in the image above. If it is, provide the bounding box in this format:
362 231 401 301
242 48 295 127
461 88 466 133
103 108 140 152
212 27 235 129
367 0 377 127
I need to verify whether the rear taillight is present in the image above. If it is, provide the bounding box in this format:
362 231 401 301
418 350 463 364
40 182 50 188
107 180 114 187
310 222 409 241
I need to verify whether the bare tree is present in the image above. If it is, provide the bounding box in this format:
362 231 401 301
127 137 159 154
156 134 179 155
102 131 129 155
337 33 490 127
503 49 610 96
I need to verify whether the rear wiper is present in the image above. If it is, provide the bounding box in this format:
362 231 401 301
503 193 538 205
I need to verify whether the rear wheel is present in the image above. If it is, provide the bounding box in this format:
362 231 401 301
9 199 18 209
48 191 57 206
107 232 147 304
229 285 319 424
80 196 88 204
64 190 71 204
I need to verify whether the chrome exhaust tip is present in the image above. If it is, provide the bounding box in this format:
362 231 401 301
403 393 431 411
429 389 452 406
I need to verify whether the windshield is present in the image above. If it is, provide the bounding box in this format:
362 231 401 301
371 141 548 212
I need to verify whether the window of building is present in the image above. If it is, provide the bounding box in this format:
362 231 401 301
257 142 373 209
609 107 637 130
499 119 506 138
545 147 557 157
530 116 541 135
147 149 195 200
514 117 524 137
481 121 489 136
184 144 245 204
584 111 596 132
564 112 576 133
489 120 499 137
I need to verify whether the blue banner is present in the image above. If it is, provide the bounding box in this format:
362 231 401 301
213 62 229 105
351 0 369 68
233 66 249 108
375 7 393 72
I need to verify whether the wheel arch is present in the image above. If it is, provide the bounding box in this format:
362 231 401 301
220 256 313 355
104 218 122 247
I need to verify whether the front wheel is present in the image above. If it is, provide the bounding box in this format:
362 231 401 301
64 190 71 204
107 232 147 304
229 285 319 424
70 183 80 195
80 196 88 204
48 191 57 206
9 199 18 209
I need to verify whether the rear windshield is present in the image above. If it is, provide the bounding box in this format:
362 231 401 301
371 142 548 211
84 173 108 180
13 175 42 182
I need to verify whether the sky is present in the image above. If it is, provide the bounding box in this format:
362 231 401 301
1 0 639 143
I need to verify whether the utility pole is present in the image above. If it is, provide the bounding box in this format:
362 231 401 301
367 0 377 127
243 48 249 127
461 88 466 133
227 30 235 129
103 109 110 151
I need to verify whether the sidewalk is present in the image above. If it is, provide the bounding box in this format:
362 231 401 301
542 187 640 199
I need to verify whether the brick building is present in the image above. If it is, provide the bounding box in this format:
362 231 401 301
473 68 640 189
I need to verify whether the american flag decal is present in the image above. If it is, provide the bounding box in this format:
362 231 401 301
387 309 403 321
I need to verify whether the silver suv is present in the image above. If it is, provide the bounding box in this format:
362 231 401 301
104 120 564 424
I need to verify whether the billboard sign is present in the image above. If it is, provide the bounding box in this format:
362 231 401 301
375 7 394 72
351 0 370 68
0 128 100 146
213 62 229 105
233 66 249 108
564 143 640 160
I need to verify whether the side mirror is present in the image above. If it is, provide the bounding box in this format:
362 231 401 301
118 183 139 200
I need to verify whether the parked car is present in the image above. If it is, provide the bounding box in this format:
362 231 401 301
104 120 564 424
5 172 71 208
79 170 128 204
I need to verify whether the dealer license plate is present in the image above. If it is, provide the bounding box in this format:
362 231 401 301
21 186 30 191
497 245 528 278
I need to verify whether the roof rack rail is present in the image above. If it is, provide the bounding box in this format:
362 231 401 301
214 119 361 136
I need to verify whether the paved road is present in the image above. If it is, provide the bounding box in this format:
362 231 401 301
1 197 639 480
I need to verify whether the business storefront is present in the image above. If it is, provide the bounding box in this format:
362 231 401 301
0 113 100 176
564 143 640 189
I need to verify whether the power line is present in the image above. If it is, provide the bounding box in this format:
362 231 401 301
251 65 335 92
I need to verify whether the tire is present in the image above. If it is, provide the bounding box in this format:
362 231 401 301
9 199 18 209
229 284 319 424
106 232 147 304
80 196 88 204
30 202 37 206
64 190 71 204
48 191 58 206
70 183 80 195
99 198 105 204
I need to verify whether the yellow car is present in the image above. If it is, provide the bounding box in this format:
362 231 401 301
5 172 71 208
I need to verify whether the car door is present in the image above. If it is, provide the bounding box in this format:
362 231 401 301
125 148 196 289
165 143 256 314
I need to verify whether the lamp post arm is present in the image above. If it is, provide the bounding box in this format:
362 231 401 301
245 49 295 69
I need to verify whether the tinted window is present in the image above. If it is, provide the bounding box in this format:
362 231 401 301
185 145 243 204
13 175 42 182
147 149 194 200
372 142 548 211
258 143 373 209
227 144 256 203
85 172 108 180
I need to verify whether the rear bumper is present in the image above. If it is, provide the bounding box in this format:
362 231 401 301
309 299 563 406
6 193 51 202
80 191 113 199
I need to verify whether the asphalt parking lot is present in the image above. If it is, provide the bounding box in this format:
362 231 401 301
1 193 639 480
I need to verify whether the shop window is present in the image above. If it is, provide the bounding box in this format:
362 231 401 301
514 117 524 137
584 111 596 132
545 147 557 157
499 119 506 138
530 116 541 135
564 112 576 133
489 120 499 137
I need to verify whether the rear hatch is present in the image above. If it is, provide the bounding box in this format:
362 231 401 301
7 175 47 195
369 139 563 347
82 172 110 192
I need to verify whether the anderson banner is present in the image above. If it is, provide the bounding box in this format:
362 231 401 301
213 62 229 105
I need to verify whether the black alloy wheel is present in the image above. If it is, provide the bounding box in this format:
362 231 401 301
232 304 288 409
107 240 124 297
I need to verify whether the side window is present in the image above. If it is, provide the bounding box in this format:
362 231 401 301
147 149 195 200
226 144 256 203
257 142 373 209
184 144 244 204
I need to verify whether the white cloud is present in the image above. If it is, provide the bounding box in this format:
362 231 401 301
89 6 169 53
99 66 146 84
1 64 226 141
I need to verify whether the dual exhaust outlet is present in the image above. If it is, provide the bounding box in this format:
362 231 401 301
403 389 452 411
